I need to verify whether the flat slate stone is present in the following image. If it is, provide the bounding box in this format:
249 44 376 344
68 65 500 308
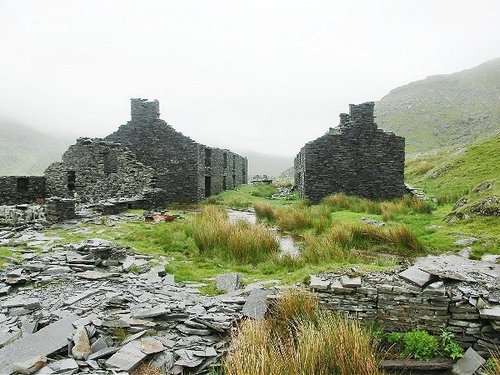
452 347 486 375
399 266 433 287
381 358 453 371
242 288 269 320
216 273 242 293
340 275 362 288
77 270 119 280
105 340 148 372
12 355 47 374
478 305 500 320
309 275 330 290
0 314 78 374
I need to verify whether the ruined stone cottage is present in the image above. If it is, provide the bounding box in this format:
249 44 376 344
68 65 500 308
294 102 406 203
1 99 248 208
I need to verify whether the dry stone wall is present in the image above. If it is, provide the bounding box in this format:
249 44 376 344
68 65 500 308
311 256 500 358
295 102 406 203
0 177 45 205
45 138 155 204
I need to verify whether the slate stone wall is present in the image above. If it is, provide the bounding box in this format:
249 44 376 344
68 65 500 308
295 102 406 203
107 99 247 204
44 138 155 203
312 271 500 358
0 176 46 205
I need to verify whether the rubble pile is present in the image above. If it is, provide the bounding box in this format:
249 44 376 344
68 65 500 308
0 239 248 374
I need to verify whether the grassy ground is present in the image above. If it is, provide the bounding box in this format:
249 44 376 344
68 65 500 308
405 135 500 256
40 135 500 287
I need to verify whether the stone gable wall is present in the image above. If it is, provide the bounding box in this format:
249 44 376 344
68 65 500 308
295 102 406 203
0 176 46 205
107 99 247 204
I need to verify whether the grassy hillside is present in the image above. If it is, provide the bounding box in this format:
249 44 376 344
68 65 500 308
405 135 500 204
0 119 71 176
376 57 500 155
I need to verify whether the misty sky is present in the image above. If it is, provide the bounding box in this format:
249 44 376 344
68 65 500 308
1 1 499 157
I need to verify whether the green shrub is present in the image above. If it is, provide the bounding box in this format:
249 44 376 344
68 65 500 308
386 332 403 345
403 330 438 361
439 328 464 360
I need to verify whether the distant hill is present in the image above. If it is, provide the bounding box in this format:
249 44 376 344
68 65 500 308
0 119 71 176
376 57 500 155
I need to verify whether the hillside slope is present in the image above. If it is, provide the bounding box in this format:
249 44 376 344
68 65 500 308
376 58 500 155
0 119 71 176
405 135 500 205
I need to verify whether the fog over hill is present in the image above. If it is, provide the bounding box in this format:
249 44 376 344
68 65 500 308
2 58 500 176
0 119 72 176
376 57 500 155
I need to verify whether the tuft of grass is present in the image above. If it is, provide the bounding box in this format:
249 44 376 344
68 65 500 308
190 205 279 264
250 184 278 198
484 351 500 375
302 222 424 264
224 289 382 375
254 202 275 221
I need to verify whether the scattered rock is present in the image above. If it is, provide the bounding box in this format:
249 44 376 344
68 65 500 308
216 273 242 293
452 347 486 375
12 355 47 374
399 266 434 287
72 325 91 359
242 288 269 320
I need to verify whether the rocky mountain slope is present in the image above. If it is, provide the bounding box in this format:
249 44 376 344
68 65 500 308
376 57 500 155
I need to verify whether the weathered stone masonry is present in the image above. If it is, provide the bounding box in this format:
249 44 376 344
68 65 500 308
45 138 155 204
0 98 248 210
295 102 406 203
0 176 45 205
105 98 247 204
311 258 500 358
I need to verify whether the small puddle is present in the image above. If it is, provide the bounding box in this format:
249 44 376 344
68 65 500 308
227 209 300 258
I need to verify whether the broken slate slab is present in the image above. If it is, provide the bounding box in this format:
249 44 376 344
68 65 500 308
216 273 242 293
76 270 119 280
12 355 47 375
478 305 500 320
72 325 91 359
452 347 486 375
140 337 164 354
340 275 362 288
399 266 434 287
0 314 78 374
242 288 269 320
309 275 330 290
48 358 78 373
105 340 148 372
1 296 41 310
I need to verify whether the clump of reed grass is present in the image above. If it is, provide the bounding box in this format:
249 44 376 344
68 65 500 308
321 193 433 221
273 206 315 232
224 289 383 375
302 221 424 263
191 205 279 263
484 350 500 375
254 202 275 221
322 193 382 215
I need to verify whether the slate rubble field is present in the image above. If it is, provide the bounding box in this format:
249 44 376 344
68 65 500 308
0 223 254 374
1 206 500 374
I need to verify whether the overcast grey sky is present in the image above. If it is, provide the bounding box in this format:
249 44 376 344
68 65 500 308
1 0 499 156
